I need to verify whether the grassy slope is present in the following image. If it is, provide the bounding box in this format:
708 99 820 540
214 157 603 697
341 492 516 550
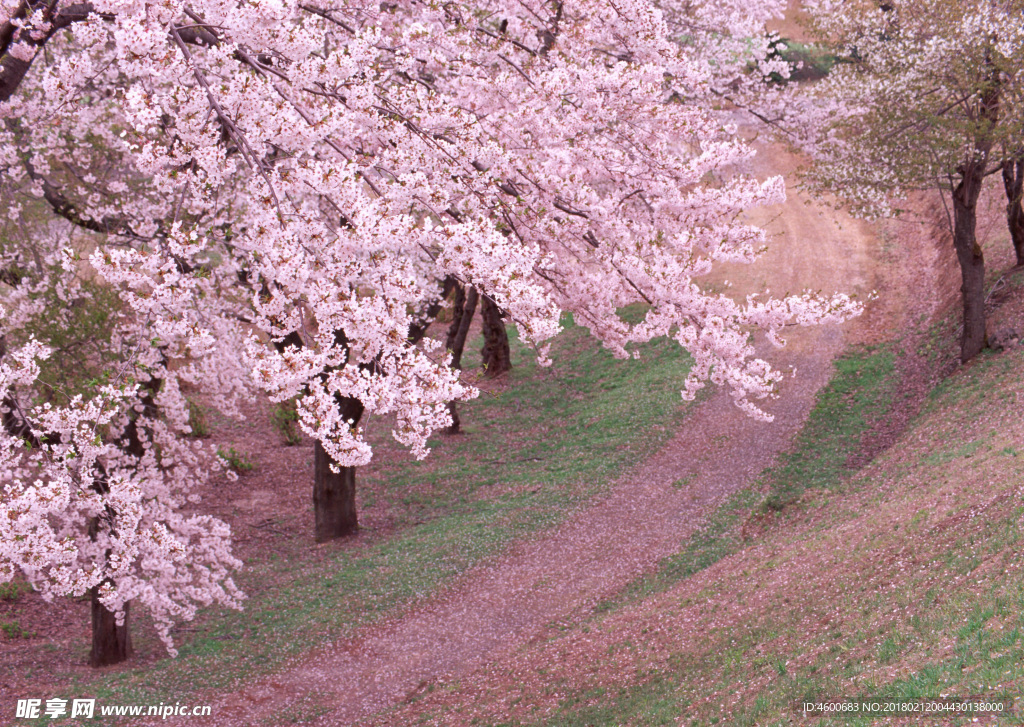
587 345 899 618
41 313 700 723
430 338 1024 727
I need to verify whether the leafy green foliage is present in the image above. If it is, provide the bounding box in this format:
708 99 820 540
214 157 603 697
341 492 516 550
216 446 255 474
270 399 302 446
24 271 122 406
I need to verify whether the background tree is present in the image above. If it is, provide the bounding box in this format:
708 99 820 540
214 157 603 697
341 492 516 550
796 0 1024 361
444 283 479 435
480 296 513 379
1002 152 1024 266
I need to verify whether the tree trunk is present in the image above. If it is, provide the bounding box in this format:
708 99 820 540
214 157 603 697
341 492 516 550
479 295 512 378
949 49 1000 363
409 276 457 344
313 441 358 541
89 587 131 667
313 396 363 541
951 169 988 363
1002 158 1024 267
444 285 479 434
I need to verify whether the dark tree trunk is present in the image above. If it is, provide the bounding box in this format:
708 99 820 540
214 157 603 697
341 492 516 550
313 441 358 541
949 52 1000 363
446 285 479 370
4 338 133 667
269 329 358 541
89 587 131 667
0 4 92 104
409 276 457 344
444 285 479 434
479 295 511 378
445 401 461 436
313 396 363 541
951 167 988 363
1002 157 1024 266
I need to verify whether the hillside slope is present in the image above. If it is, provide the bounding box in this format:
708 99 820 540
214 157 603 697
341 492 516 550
373 275 1024 727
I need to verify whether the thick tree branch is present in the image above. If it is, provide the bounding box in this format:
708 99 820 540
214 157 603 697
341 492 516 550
0 1 96 103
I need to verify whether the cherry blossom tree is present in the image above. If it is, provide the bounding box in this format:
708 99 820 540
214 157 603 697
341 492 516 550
0 301 246 665
0 155 251 665
796 0 1024 361
2 0 861 615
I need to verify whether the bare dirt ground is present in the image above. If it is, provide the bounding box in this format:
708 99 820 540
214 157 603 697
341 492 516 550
769 0 812 41
202 127 938 725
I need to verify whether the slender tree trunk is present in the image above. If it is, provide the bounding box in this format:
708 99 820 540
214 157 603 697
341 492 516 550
1002 157 1024 267
479 295 511 378
313 396 363 541
444 285 479 434
89 587 131 667
951 169 988 363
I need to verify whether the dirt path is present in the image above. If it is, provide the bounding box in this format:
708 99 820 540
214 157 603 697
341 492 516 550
213 130 895 726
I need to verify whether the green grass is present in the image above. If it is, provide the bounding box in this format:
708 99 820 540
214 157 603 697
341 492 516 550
535 673 682 727
216 446 256 474
0 579 31 602
437 344 906 726
1 620 30 639
760 345 898 512
768 38 839 83
185 399 211 439
922 439 984 466
591 345 902 618
270 399 302 446
814 586 1024 726
476 346 1024 727
512 558 1024 727
392 342 910 727
66 312 700 722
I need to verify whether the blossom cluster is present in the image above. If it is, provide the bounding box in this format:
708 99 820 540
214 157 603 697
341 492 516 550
793 0 1024 218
